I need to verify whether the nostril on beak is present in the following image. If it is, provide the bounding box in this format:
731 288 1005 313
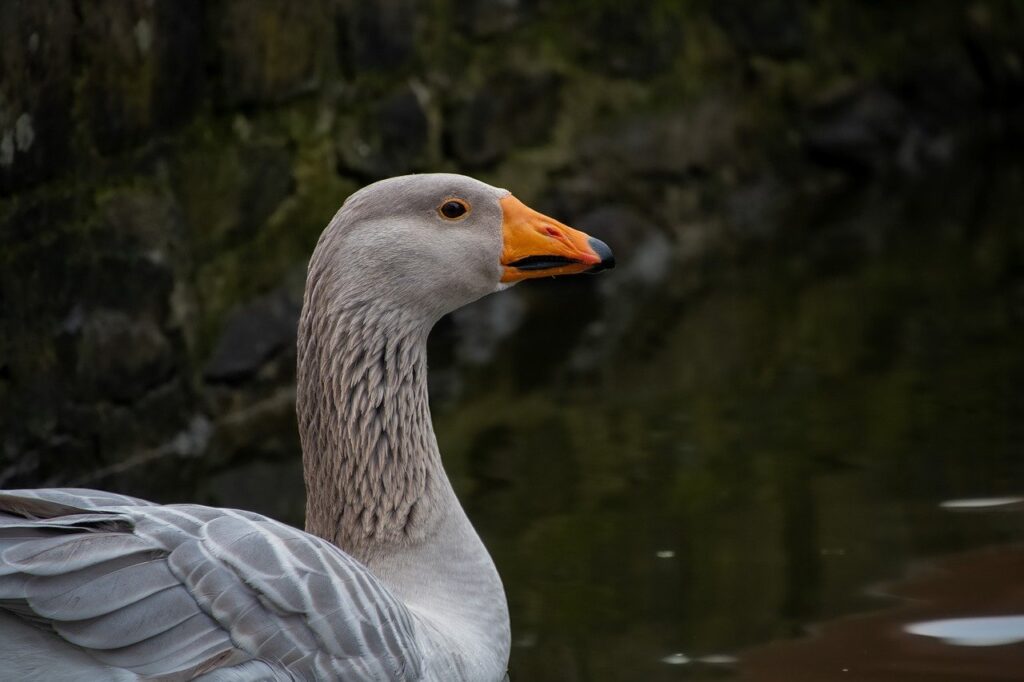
587 237 615 273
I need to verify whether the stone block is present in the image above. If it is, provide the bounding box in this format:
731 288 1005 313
448 71 561 168
338 0 418 72
0 0 75 194
78 0 203 154
203 288 300 384
338 86 429 179
212 0 331 107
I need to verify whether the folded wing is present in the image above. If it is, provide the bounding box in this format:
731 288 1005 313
0 489 423 681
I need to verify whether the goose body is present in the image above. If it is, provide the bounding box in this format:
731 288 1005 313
0 174 613 681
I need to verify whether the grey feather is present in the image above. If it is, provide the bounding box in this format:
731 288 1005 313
28 559 178 620
54 585 199 649
194 659 294 681
1 533 157 575
85 612 228 669
0 489 424 680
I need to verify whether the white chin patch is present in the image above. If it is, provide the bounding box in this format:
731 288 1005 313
495 280 520 292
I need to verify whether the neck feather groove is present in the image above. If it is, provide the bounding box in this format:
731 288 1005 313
297 298 444 556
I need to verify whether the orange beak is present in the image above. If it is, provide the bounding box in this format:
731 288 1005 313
499 195 614 283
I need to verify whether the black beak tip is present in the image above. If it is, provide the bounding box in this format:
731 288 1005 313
587 237 615 273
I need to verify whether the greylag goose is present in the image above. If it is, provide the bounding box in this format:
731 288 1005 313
0 174 613 681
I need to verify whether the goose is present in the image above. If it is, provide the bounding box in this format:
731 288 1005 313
0 173 614 681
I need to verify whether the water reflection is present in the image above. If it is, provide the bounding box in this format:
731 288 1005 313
907 616 1024 647
739 478 1024 679
660 652 738 666
67 158 1024 680
940 497 1024 510
740 545 1024 681
437 158 1024 681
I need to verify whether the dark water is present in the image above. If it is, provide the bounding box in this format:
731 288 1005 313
184 158 1024 680
440 159 1024 681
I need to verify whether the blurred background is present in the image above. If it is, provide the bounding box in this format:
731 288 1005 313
2 1 1024 680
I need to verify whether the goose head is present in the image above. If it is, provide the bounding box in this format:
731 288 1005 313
308 173 614 322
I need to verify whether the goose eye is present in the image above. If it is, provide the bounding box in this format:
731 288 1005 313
439 199 469 220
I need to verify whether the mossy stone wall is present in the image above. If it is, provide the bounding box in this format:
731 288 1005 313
1 0 1021 492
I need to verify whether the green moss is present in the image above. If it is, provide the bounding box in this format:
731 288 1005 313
171 127 250 258
191 135 356 356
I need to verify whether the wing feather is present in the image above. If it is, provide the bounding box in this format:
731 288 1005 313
1 533 156 575
88 613 231 671
0 488 424 679
0 488 153 512
54 585 199 649
29 559 178 620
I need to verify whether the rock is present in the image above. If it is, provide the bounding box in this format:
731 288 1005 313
239 144 297 231
448 71 562 168
965 17 1024 104
98 188 188 267
53 378 195 469
338 86 430 179
0 0 75 194
83 256 177 325
174 140 295 255
1 194 174 332
88 189 187 324
213 0 330 107
200 456 304 522
201 385 299 469
203 289 300 383
803 88 911 175
457 0 524 36
78 0 203 153
725 177 789 241
568 4 680 78
579 98 738 179
149 0 205 124
338 0 418 72
0 187 188 488
711 0 806 59
75 310 176 403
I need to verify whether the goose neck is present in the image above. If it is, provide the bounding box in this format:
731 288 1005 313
297 294 510 678
297 300 444 557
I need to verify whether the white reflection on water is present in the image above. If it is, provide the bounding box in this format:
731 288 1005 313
660 652 737 665
905 616 1024 646
939 496 1024 509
